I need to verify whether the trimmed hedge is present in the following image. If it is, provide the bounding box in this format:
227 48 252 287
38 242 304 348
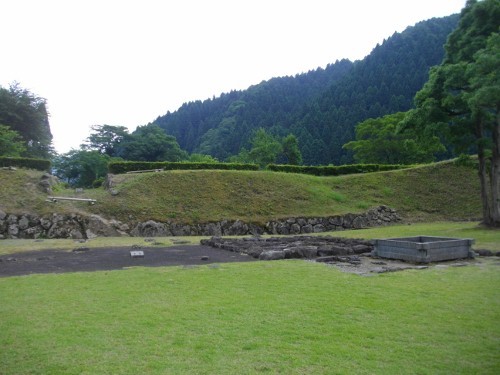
108 161 260 174
266 163 411 176
0 157 51 171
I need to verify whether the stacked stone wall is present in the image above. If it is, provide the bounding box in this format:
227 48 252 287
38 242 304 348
0 205 401 239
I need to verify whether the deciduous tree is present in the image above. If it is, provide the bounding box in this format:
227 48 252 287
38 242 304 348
0 125 26 156
120 124 187 162
343 112 445 164
83 124 129 157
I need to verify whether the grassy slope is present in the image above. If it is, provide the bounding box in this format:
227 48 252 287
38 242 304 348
88 162 482 224
0 162 481 224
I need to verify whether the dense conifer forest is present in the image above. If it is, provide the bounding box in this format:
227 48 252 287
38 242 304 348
152 15 459 165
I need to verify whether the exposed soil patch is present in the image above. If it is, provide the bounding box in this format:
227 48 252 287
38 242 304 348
0 245 256 277
1 236 495 278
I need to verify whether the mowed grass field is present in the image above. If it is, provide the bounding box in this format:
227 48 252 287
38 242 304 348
1 223 499 374
1 257 498 374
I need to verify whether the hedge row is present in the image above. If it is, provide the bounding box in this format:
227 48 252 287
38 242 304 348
108 160 412 176
266 163 411 176
108 161 260 174
0 157 51 171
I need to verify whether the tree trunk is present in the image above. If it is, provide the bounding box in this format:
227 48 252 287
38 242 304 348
490 111 500 226
476 119 493 226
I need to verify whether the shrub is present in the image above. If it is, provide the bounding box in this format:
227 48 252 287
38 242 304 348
92 177 105 188
266 163 410 176
108 161 259 174
0 157 51 171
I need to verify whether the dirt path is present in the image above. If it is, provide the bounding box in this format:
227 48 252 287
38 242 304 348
0 245 257 277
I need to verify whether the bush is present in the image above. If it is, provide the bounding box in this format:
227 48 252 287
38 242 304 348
266 163 410 176
92 177 105 188
108 161 259 174
0 157 51 171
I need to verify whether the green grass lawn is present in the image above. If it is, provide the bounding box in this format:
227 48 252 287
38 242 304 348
1 221 499 374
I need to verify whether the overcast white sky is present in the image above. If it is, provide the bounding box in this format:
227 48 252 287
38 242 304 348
1 0 466 153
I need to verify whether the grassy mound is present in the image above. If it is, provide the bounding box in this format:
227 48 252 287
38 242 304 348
0 161 481 224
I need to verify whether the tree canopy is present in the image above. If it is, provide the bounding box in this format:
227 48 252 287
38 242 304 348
53 149 113 188
83 124 129 157
402 0 500 226
152 15 458 165
0 83 53 158
0 124 26 157
343 112 446 164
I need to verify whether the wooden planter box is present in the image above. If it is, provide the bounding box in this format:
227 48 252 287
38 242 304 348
373 236 475 263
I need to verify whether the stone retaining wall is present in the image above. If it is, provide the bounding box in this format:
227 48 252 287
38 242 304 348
0 205 401 239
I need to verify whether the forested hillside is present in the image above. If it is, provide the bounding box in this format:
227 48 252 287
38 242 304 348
153 15 459 165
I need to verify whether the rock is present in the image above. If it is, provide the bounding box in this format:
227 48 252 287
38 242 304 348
170 224 192 236
224 220 248 236
38 179 52 193
328 216 343 226
259 250 285 261
72 247 90 252
301 224 313 233
47 218 83 239
276 224 289 235
315 256 338 263
8 224 19 236
70 229 84 239
131 220 170 237
476 249 493 256
20 226 44 239
294 246 319 259
0 210 6 220
40 217 52 230
313 224 325 233
18 216 29 230
39 173 58 193
7 215 18 224
317 245 351 256
202 222 222 236
283 248 303 259
352 244 373 254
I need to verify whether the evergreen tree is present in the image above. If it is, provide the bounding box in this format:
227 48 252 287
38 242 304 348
281 134 303 165
152 15 458 165
402 0 500 226
0 83 53 158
